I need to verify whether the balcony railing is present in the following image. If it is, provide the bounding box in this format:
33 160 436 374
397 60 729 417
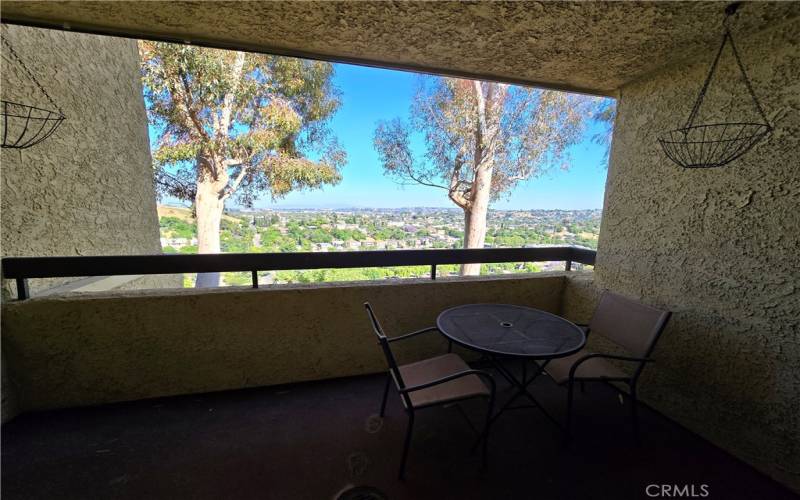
1 246 596 300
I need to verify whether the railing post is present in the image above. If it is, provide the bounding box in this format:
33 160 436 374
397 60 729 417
16 278 29 300
251 270 259 288
430 264 437 280
565 260 572 272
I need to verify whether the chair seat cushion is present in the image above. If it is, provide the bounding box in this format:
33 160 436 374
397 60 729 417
398 353 490 409
544 349 628 385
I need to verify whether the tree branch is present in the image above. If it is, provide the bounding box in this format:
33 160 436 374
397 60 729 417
219 51 246 140
222 164 249 201
177 69 210 143
484 83 511 157
448 189 470 209
448 157 471 209
425 101 460 150
404 165 449 190
473 81 487 172
156 170 197 200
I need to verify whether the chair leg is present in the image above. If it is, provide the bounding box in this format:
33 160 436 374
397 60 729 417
481 393 495 471
629 385 640 444
380 374 391 417
565 379 575 444
398 412 415 480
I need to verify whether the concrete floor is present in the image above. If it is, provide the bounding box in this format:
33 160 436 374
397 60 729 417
2 367 797 500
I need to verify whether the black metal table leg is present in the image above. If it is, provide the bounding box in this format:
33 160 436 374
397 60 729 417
472 357 563 449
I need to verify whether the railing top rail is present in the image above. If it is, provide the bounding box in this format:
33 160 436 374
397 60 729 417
2 246 595 280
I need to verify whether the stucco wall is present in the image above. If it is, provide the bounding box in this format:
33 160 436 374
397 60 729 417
1 273 565 412
0 25 178 297
3 2 799 96
596 18 799 491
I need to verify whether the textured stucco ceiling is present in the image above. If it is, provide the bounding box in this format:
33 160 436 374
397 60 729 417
2 1 798 96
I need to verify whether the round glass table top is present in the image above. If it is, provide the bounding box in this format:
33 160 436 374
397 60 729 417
436 304 586 358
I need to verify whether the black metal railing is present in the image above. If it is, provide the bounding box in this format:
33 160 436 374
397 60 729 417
1 246 596 300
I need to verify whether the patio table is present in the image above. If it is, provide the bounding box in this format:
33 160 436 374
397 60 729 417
436 303 586 433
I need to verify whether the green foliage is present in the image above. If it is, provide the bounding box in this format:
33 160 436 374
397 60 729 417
271 261 541 285
223 272 253 286
259 228 282 246
592 100 617 166
374 79 604 206
140 41 346 206
157 208 599 287
159 216 196 239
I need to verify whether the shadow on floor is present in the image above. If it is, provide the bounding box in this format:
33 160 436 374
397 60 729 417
2 369 796 500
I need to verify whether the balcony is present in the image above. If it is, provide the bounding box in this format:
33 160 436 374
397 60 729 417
1 2 798 499
2 363 794 500
1 264 795 500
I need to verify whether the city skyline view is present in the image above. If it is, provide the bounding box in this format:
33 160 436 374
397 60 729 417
151 62 614 211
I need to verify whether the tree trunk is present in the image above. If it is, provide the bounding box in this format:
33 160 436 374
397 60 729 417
460 165 492 276
195 155 228 288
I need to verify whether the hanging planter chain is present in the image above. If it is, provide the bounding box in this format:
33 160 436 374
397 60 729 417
658 3 772 169
1 35 66 149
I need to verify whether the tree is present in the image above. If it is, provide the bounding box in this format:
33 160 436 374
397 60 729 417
140 42 345 286
592 99 617 166
374 77 600 274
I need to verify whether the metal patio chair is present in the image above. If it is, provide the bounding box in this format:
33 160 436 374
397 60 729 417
543 291 671 441
364 302 496 480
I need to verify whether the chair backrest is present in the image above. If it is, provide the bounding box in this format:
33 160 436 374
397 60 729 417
589 291 672 361
364 302 407 392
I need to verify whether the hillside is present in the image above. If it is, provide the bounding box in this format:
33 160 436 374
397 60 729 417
157 205 241 224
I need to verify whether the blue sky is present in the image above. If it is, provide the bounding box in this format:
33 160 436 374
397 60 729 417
154 62 613 210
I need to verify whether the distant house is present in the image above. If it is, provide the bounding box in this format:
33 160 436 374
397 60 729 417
160 237 194 249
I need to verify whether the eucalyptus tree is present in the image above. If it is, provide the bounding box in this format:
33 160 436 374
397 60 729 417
592 99 617 166
374 78 599 274
141 42 345 286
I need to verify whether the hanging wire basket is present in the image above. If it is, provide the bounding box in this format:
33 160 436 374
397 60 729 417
659 122 770 169
1 35 66 149
2 100 65 149
658 3 772 169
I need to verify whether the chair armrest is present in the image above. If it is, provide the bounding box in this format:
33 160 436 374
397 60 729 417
568 353 653 381
400 369 496 396
387 326 442 343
